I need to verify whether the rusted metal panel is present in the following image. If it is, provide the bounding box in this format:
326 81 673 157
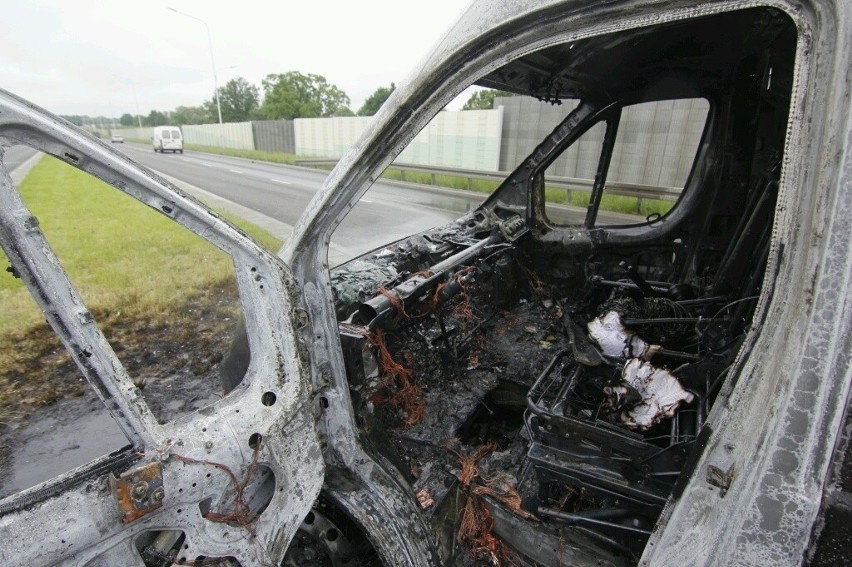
110 462 165 524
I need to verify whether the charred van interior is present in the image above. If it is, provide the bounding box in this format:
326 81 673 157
324 7 797 565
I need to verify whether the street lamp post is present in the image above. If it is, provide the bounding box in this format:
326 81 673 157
112 73 144 129
168 7 224 129
131 81 143 128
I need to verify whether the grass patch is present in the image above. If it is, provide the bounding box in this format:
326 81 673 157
544 187 571 205
124 139 300 165
543 186 674 217
184 144 301 165
380 168 500 194
0 156 283 419
218 210 282 252
636 198 675 217
0 279 240 421
0 156 279 338
587 193 675 217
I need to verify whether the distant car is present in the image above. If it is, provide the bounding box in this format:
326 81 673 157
110 134 123 143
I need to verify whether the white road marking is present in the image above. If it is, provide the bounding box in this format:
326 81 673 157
174 154 213 167
270 178 291 184
229 169 244 174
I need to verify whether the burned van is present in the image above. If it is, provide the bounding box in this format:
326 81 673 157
1 1 850 566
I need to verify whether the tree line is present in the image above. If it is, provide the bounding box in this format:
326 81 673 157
63 72 512 128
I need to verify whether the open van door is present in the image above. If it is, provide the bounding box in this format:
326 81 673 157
0 90 322 567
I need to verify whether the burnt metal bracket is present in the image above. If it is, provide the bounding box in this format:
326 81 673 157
498 215 529 242
706 459 735 496
109 461 165 524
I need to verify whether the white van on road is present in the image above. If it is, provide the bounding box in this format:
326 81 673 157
152 126 183 153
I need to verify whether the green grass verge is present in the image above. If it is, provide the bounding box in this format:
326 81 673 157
123 140 300 165
380 168 501 194
223 211 283 252
184 144 301 165
0 156 281 338
544 186 674 217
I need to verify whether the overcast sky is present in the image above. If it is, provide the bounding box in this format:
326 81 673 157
1 0 469 118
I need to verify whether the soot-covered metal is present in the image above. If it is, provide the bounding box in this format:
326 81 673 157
4 1 850 566
328 187 771 563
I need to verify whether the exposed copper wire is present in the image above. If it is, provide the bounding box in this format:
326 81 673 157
377 287 410 319
172 438 263 530
453 268 475 320
449 442 519 564
369 328 424 425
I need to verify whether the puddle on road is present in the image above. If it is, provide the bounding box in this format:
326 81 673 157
0 395 127 499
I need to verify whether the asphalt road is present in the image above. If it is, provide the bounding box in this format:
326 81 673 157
7 141 597 262
114 143 490 262
3 144 38 173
